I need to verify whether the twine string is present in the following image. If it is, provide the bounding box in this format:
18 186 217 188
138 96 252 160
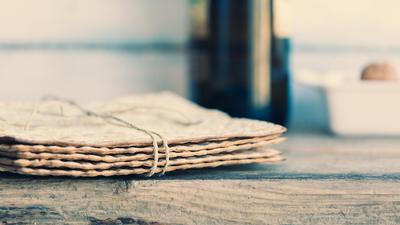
150 131 170 175
25 101 65 130
99 114 165 177
24 98 172 177
108 106 201 126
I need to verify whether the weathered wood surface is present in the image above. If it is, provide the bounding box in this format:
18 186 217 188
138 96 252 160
1 132 400 224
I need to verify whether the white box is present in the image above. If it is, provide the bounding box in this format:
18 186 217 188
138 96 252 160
323 81 400 135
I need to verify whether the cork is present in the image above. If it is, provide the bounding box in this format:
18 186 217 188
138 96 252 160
361 63 398 81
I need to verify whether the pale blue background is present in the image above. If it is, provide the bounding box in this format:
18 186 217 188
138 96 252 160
1 0 399 132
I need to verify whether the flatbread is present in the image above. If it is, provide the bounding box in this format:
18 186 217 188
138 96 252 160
0 137 286 162
0 147 282 170
0 92 288 177
0 92 286 147
0 134 283 155
0 155 285 177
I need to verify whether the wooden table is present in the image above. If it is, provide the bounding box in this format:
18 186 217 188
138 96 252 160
1 131 400 224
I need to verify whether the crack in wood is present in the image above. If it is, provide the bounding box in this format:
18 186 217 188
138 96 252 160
89 217 171 225
118 180 135 193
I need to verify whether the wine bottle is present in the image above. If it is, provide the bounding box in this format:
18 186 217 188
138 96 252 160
189 0 291 126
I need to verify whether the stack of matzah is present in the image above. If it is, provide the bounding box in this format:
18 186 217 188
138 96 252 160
0 92 286 177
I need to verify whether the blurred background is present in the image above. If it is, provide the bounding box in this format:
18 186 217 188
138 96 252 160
1 0 400 133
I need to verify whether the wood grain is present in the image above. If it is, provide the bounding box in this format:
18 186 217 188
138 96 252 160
1 132 400 224
0 178 400 224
